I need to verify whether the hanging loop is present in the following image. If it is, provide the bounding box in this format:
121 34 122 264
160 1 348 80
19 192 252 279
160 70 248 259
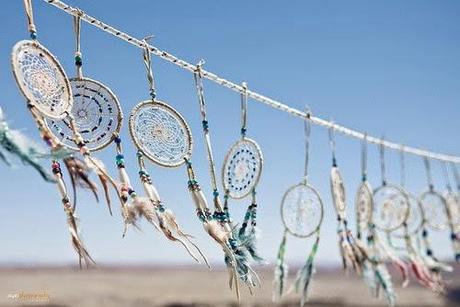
240 81 248 138
142 35 156 100
440 161 452 191
328 122 337 167
194 60 208 127
303 106 312 182
451 163 460 191
23 0 37 39
423 157 434 191
361 134 368 182
73 8 84 79
379 137 387 186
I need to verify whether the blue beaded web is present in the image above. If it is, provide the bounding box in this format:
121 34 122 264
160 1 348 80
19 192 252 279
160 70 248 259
129 101 192 167
222 138 263 199
46 78 122 151
12 40 72 119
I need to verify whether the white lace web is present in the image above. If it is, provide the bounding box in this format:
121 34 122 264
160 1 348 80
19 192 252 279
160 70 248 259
46 78 121 151
129 101 192 167
222 138 263 199
330 167 346 216
281 183 323 238
355 182 373 230
373 185 409 231
392 193 424 237
12 40 71 119
420 191 448 231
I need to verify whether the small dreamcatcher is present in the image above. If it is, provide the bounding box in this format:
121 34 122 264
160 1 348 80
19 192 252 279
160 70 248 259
126 38 208 266
354 137 397 307
440 161 460 261
11 0 94 267
328 126 366 274
419 158 449 231
355 135 373 241
193 63 260 300
372 141 409 233
273 110 323 306
222 82 264 263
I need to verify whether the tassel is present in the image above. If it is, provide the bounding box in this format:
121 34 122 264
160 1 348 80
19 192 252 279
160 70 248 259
294 235 320 307
63 156 99 210
273 230 288 302
374 263 396 307
362 261 378 297
0 112 54 182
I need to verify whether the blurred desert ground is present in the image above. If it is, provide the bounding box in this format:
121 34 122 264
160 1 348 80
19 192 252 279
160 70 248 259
1 264 460 307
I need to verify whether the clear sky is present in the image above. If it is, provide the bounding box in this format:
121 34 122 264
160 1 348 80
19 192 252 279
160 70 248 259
0 0 459 267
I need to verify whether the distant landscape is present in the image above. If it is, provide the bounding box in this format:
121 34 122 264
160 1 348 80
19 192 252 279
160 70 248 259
0 264 459 307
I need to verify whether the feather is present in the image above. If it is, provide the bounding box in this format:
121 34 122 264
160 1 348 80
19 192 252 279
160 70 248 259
0 126 55 182
375 263 396 307
63 204 95 268
294 235 320 307
87 157 116 215
63 156 99 210
273 231 288 302
362 261 378 297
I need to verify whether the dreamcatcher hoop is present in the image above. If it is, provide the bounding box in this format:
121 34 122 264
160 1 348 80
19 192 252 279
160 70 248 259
11 40 73 119
419 189 449 231
281 182 324 238
392 192 425 238
222 137 263 199
45 77 123 151
129 100 193 168
355 181 373 230
372 183 410 232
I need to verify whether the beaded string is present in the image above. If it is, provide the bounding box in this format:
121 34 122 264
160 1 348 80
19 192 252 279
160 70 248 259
441 161 453 192
240 82 248 138
73 9 84 79
451 163 460 192
423 157 434 191
23 0 37 39
193 62 225 216
328 124 337 167
379 139 387 186
361 134 368 182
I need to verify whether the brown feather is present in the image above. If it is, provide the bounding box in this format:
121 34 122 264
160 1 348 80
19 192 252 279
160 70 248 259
63 157 99 210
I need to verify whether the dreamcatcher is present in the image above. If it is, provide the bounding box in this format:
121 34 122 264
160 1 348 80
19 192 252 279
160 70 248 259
222 82 264 263
354 137 396 307
440 161 460 261
193 62 260 300
273 111 323 306
11 0 94 267
126 38 209 265
44 11 122 214
0 106 54 182
328 126 366 274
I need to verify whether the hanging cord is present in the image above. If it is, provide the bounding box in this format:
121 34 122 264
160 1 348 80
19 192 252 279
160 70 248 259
303 106 311 183
42 0 460 164
440 161 453 192
23 0 37 39
379 138 387 186
193 61 222 211
328 123 337 167
423 157 434 191
142 35 156 100
361 134 368 182
240 82 248 138
451 163 460 192
73 9 84 79
400 146 406 188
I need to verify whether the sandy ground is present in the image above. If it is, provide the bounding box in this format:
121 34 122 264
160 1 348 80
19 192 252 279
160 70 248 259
0 266 459 307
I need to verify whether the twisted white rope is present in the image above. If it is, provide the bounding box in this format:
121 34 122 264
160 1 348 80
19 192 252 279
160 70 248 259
42 0 460 163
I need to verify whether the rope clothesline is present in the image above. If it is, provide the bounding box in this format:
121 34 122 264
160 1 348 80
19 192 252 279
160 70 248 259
41 0 460 163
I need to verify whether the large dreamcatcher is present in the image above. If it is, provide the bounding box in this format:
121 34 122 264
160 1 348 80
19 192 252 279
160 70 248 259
328 126 366 274
126 38 208 266
222 82 264 263
11 0 95 267
273 110 323 306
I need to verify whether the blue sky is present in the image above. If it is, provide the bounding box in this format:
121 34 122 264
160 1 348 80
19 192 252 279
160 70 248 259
0 0 459 267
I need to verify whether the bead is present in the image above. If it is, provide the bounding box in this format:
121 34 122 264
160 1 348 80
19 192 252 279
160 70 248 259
114 136 122 144
30 31 37 40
